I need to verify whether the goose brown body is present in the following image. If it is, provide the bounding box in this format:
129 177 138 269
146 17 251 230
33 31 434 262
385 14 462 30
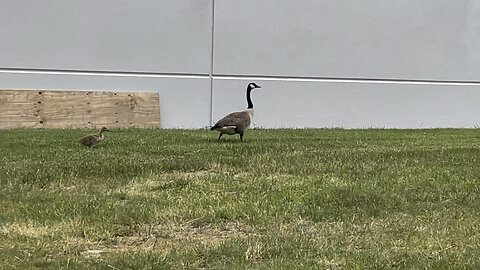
211 82 260 142
210 110 252 135
79 127 109 147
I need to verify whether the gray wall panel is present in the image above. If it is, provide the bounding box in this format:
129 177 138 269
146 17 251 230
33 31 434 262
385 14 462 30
0 72 210 128
212 79 480 128
0 0 212 74
214 0 480 81
2 1 480 129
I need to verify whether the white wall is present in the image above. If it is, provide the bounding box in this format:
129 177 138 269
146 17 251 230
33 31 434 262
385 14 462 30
1 0 480 128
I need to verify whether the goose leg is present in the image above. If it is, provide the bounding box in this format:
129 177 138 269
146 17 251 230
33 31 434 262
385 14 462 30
218 133 223 140
239 133 244 142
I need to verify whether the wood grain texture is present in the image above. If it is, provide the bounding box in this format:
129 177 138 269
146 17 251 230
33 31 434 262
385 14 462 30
0 90 160 129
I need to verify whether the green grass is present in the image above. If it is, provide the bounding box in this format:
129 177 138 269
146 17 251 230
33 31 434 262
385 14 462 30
1 128 480 269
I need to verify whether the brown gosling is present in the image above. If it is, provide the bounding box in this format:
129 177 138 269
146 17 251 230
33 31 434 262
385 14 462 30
210 82 261 142
79 127 109 147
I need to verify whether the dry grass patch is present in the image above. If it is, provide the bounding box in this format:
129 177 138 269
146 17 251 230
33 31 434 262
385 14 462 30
2 222 58 238
75 221 253 258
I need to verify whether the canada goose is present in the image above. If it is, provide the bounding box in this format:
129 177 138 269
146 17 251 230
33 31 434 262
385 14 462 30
79 127 109 147
210 82 261 142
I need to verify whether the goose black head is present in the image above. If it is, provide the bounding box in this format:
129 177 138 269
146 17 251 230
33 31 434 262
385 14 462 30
248 82 261 90
100 127 109 132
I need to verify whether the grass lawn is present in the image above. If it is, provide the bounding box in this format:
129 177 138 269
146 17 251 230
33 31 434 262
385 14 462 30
1 128 480 269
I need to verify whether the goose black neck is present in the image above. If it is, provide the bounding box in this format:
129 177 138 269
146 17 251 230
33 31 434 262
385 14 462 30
246 87 253 109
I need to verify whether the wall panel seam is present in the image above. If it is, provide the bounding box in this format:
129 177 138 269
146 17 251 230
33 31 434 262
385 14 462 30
209 0 216 125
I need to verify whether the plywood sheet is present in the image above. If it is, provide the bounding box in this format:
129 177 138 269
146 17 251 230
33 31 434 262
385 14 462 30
0 90 160 129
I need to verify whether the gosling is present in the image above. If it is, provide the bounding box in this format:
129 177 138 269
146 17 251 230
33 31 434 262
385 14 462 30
79 127 109 147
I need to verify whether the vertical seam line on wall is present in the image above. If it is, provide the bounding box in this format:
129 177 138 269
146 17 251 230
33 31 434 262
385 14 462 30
209 0 216 126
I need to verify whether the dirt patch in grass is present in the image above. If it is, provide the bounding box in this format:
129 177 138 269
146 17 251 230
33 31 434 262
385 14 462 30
78 221 253 257
3 220 252 258
154 221 253 243
121 168 224 197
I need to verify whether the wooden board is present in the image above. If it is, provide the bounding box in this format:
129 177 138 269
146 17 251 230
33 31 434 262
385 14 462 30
0 90 160 129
